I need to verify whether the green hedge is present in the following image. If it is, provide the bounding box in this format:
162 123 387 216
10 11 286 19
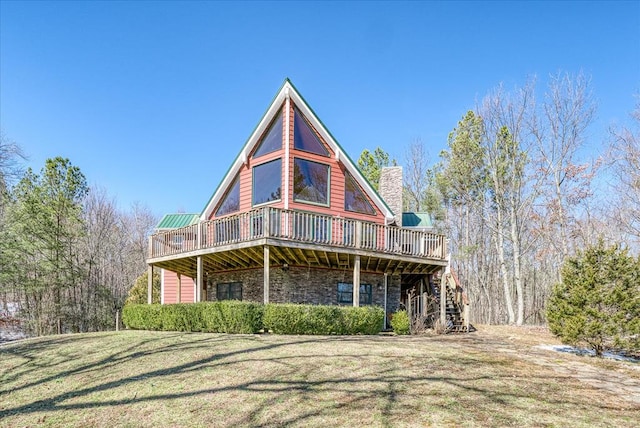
122 301 263 334
263 303 384 335
123 302 384 335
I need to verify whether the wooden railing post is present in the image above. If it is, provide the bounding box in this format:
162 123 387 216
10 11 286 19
355 221 362 249
148 236 154 259
264 207 270 238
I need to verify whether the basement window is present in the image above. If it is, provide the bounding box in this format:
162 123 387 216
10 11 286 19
216 282 242 301
337 282 372 305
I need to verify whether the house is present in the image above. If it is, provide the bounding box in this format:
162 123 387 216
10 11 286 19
146 79 467 329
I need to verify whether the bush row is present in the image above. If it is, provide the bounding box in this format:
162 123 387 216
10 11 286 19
264 304 384 335
123 301 384 335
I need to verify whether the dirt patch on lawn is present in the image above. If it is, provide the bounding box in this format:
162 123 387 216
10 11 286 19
435 325 640 405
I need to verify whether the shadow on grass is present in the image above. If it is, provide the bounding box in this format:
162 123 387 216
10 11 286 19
0 332 636 426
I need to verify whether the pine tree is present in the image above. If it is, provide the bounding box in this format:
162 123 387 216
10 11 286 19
546 240 640 356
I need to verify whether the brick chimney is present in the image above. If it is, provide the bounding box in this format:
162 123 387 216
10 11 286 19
379 166 403 227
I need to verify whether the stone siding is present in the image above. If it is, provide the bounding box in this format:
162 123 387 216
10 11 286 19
379 167 403 226
205 266 401 311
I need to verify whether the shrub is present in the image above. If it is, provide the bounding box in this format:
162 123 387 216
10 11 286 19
123 301 263 334
391 310 410 335
201 301 264 334
264 303 383 335
122 304 163 330
546 241 640 357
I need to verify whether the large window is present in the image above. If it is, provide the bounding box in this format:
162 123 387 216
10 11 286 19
253 112 283 158
217 282 242 301
293 158 329 206
253 159 282 206
345 171 376 215
337 282 372 305
294 108 329 156
216 174 240 217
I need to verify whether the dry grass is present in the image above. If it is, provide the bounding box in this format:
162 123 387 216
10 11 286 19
0 326 638 427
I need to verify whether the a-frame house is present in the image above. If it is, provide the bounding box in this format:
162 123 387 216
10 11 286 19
147 79 460 327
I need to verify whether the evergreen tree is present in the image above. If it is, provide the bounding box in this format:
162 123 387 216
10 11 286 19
126 270 161 305
357 147 394 190
546 241 640 356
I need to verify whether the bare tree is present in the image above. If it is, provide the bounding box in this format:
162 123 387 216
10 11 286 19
608 100 640 248
403 139 430 211
480 81 536 325
531 71 598 262
0 132 26 194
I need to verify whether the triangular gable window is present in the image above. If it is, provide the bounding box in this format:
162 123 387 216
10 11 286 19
253 111 283 158
216 174 240 217
294 107 329 156
345 171 376 215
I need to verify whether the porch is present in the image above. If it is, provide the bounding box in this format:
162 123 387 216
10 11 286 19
146 206 448 306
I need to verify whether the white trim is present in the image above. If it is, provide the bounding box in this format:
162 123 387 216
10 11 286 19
200 81 394 222
284 93 291 210
288 88 393 221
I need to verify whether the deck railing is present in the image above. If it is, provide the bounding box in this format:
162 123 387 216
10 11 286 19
149 207 447 261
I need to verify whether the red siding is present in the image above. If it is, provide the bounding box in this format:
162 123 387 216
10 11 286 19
162 270 195 304
209 100 384 226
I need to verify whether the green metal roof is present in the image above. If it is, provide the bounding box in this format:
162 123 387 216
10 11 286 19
156 213 200 230
402 212 434 229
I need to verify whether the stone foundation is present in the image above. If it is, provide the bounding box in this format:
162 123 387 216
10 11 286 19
205 266 401 312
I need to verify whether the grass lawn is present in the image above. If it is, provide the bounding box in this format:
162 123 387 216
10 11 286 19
1 326 638 427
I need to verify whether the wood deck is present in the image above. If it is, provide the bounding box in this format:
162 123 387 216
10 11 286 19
148 207 447 278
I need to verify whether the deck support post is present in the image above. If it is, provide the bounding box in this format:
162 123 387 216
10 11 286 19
353 255 360 307
263 245 270 304
177 273 182 303
383 273 388 328
147 265 153 304
196 256 203 302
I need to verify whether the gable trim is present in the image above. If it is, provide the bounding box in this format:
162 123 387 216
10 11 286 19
201 79 395 224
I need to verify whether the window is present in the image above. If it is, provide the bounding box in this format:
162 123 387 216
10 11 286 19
337 282 372 305
293 158 329 205
345 171 376 215
253 158 282 206
294 108 329 156
217 282 242 301
253 112 283 158
216 174 240 217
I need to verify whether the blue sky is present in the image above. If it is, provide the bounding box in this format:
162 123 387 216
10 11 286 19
1 1 639 218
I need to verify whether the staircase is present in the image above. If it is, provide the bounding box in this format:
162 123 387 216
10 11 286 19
408 267 473 333
442 267 473 332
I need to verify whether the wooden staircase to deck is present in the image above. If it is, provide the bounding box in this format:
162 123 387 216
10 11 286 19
408 267 473 333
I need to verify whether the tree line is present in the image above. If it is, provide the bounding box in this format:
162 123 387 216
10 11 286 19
0 145 156 335
360 71 639 326
2 70 638 334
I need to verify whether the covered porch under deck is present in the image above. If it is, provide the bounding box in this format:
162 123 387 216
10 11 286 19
146 207 448 320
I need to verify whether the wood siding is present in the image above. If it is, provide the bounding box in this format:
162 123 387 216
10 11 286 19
162 269 195 304
210 101 384 225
